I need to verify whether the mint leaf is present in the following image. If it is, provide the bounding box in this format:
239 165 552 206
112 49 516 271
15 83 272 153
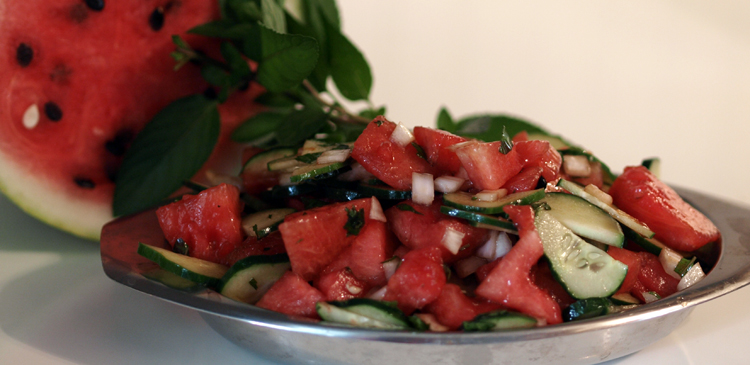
359 106 386 120
412 142 427 160
326 20 372 101
286 12 330 92
113 95 220 216
261 0 286 33
396 203 423 215
437 107 456 132
311 0 340 29
499 126 513 154
231 111 286 143
455 114 549 142
296 152 323 164
276 107 328 146
225 0 262 23
256 25 319 92
344 207 365 236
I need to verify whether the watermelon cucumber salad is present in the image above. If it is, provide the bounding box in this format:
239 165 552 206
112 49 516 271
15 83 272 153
2 0 721 330
138 115 720 331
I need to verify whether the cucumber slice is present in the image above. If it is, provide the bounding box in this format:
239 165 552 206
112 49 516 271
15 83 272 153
137 243 228 288
539 193 624 247
557 179 655 239
442 189 545 215
316 300 410 329
332 299 412 327
142 268 202 291
241 208 296 238
357 183 412 200
621 226 685 259
534 209 628 299
611 293 641 305
461 310 537 331
242 148 297 173
439 206 517 234
288 162 349 183
218 254 291 304
265 183 318 199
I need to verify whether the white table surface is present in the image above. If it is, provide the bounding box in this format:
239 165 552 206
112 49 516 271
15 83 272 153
2 1 750 364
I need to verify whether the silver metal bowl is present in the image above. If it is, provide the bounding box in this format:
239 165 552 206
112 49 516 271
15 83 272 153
100 187 750 365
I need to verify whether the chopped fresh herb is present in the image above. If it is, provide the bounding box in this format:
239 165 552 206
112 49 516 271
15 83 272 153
675 256 697 277
173 238 189 255
375 119 384 126
344 207 366 236
248 278 258 290
252 224 270 239
471 196 479 201
498 126 513 154
296 152 323 164
412 142 427 160
396 203 423 215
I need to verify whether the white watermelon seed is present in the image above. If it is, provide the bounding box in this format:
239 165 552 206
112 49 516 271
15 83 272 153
22 104 40 129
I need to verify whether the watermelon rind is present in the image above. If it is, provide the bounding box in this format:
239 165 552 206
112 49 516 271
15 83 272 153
0 150 111 240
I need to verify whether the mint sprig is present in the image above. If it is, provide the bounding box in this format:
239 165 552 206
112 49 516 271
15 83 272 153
113 0 376 217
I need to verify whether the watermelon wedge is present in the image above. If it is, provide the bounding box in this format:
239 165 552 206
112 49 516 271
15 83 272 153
0 0 262 239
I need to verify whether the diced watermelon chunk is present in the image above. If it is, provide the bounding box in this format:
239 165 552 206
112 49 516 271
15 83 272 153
514 140 562 183
453 140 524 190
424 283 504 330
475 205 562 325
503 166 543 193
315 267 370 301
383 246 446 314
606 246 642 295
279 198 372 281
156 183 244 264
256 271 325 319
220 230 286 267
352 116 436 190
413 126 468 175
609 166 721 252
320 219 396 287
635 251 679 298
385 199 489 263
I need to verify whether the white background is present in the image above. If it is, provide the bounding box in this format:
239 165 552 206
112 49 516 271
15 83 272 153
2 1 750 364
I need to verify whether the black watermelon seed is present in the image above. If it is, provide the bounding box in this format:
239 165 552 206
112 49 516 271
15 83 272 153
149 7 165 31
535 176 548 190
203 87 218 100
16 43 33 67
44 102 63 121
74 177 96 189
84 0 104 11
104 129 133 156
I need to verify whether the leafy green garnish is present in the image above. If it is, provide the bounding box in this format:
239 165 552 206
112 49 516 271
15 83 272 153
343 207 366 236
248 278 259 290
173 238 189 256
675 256 697 277
296 152 323 164
498 126 513 154
113 0 377 216
396 203 423 215
411 142 427 160
113 95 220 217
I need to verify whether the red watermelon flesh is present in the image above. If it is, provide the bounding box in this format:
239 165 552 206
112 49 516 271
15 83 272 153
0 0 262 240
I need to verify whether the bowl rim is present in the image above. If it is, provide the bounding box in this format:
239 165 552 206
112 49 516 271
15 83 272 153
100 186 750 345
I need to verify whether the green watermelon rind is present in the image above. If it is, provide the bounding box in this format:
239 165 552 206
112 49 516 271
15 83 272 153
0 151 111 240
